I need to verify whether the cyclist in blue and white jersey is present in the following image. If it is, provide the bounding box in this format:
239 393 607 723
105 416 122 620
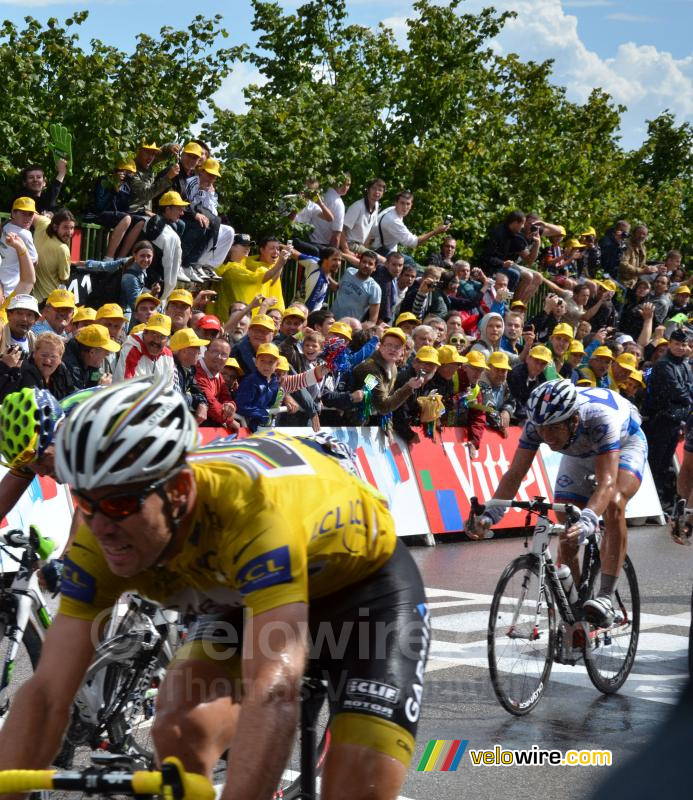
469 379 647 627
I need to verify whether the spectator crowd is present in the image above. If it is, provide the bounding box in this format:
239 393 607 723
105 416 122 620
0 142 691 512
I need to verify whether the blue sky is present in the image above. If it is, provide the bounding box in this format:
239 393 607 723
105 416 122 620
2 0 691 149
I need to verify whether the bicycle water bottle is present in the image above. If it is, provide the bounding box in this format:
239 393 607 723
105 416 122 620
556 564 578 605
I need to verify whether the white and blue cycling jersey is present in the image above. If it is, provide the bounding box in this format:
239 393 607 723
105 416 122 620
520 388 648 502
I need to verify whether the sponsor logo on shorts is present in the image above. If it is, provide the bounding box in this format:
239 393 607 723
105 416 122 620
347 679 400 703
343 699 394 718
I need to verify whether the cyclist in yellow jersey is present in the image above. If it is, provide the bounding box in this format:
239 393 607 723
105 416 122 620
0 377 429 800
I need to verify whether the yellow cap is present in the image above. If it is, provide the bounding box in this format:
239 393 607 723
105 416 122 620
553 225 567 236
72 306 97 324
569 339 586 355
256 343 280 359
224 357 243 374
551 322 574 340
276 355 290 372
170 328 209 351
159 191 189 207
115 160 137 173
182 142 204 158
510 300 527 310
488 351 511 370
591 346 614 360
282 306 306 321
675 285 691 295
529 345 553 363
200 158 221 177
576 377 594 386
139 142 161 152
381 327 407 345
415 346 441 366
580 226 597 237
653 337 669 348
564 238 585 249
615 353 638 372
75 324 121 352
46 289 76 309
96 303 126 322
327 321 353 341
249 314 277 332
465 350 488 369
130 323 146 335
395 312 419 326
629 369 646 388
144 313 172 336
437 345 466 365
597 279 618 292
135 292 160 308
167 288 194 307
12 197 37 213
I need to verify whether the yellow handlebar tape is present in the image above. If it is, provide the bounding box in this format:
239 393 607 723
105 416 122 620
0 769 55 793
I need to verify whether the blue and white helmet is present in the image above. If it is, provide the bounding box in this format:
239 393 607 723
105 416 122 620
527 379 579 426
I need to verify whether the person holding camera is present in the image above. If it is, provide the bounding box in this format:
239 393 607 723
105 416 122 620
619 224 657 288
598 220 630 279
372 190 450 262
398 266 447 320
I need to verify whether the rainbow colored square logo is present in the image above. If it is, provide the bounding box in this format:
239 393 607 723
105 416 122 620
417 739 468 771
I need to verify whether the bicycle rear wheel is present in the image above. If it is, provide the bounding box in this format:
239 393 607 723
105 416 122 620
488 554 556 715
584 555 640 694
0 603 42 727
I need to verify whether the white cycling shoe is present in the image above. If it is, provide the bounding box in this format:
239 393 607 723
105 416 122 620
583 595 615 628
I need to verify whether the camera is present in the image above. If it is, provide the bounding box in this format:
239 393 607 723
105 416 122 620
418 369 428 380
443 214 453 226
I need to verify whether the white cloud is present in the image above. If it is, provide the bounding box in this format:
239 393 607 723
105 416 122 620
213 61 268 115
607 12 655 22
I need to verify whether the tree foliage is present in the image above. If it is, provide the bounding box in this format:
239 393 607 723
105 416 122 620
1 1 691 260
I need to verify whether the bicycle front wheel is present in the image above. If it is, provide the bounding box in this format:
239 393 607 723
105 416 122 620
0 606 42 725
584 555 640 694
488 555 556 715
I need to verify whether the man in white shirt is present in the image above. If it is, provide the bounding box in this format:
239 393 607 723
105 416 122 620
309 174 351 248
340 177 386 265
0 197 39 295
372 190 449 264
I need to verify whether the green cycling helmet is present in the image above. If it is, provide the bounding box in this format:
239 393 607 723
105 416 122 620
0 388 64 469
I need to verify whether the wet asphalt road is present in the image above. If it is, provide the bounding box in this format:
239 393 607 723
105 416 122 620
400 524 692 800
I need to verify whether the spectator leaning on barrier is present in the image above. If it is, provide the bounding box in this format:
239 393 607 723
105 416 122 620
479 350 515 438
2 294 39 357
113 312 174 388
392 345 440 444
330 250 381 323
234 341 282 432
1 197 38 296
15 331 73 400
507 344 553 419
62 324 119 390
32 289 75 338
169 327 209 425
32 209 75 304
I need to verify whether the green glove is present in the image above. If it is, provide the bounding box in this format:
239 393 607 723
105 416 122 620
48 123 72 173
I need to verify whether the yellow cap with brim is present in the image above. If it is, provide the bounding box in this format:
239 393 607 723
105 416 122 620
382 327 407 345
75 324 121 352
159 191 189 207
130 323 146 335
569 340 586 355
529 345 553 363
551 322 574 340
615 353 638 372
139 142 161 152
135 293 160 308
629 369 646 388
12 197 37 213
200 158 221 177
96 303 126 322
46 289 76 309
591 346 614 360
576 377 594 386
225 357 243 374
395 312 419 326
72 307 97 324
256 343 280 359
282 306 306 321
183 142 204 157
580 226 597 237
510 300 527 310
675 285 691 295
437 345 466 365
466 350 488 369
415 346 440 366
249 314 276 332
597 279 618 292
276 355 290 372
653 337 669 348
144 313 172 336
328 321 353 341
565 238 585 249
167 289 193 307
115 160 137 173
488 351 511 370
170 328 209 352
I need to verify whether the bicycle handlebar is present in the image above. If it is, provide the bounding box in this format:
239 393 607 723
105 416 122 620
470 496 581 525
0 757 214 800
0 527 55 559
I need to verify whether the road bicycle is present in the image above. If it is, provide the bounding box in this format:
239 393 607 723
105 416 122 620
0 527 180 768
470 496 640 716
0 754 213 800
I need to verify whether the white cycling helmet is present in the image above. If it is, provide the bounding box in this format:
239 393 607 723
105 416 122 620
526 379 580 426
55 376 198 491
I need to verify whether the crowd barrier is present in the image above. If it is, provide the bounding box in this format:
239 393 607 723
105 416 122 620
0 424 664 570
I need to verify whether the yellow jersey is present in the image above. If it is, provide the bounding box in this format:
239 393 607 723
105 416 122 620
59 432 397 621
